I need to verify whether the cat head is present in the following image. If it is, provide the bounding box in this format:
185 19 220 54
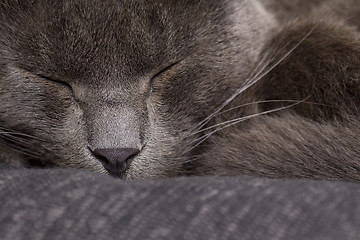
0 0 273 179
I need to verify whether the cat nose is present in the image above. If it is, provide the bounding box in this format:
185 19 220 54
92 148 139 175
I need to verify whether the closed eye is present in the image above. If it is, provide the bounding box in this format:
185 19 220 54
36 73 75 100
149 60 181 93
37 73 72 90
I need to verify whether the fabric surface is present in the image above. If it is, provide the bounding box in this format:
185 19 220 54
0 165 359 240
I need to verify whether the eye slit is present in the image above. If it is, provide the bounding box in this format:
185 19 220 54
149 60 181 93
37 73 76 100
37 73 72 90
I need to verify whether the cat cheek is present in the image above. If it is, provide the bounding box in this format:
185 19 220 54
42 86 75 110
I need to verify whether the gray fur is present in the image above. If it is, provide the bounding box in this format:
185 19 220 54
1 0 360 181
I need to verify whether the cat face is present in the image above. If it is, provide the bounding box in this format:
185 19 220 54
0 0 272 179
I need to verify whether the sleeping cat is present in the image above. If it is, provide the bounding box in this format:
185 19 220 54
1 0 360 181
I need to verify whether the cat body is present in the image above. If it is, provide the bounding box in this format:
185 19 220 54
1 0 360 181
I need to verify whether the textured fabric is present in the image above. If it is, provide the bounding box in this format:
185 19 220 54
0 165 359 240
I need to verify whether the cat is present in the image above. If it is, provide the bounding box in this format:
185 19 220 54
1 0 360 181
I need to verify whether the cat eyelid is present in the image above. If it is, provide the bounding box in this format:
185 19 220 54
37 73 72 89
151 61 180 80
149 60 181 93
36 73 76 100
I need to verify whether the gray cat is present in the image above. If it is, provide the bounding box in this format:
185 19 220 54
1 0 360 181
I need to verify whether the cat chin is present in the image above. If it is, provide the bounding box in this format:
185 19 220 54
123 159 182 180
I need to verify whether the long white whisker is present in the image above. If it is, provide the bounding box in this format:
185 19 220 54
218 99 333 116
185 98 308 154
192 100 324 136
191 24 318 135
192 51 274 133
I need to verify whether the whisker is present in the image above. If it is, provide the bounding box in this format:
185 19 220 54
11 147 41 159
192 100 318 136
185 97 309 154
0 138 41 158
191 51 274 133
217 99 334 116
245 50 275 83
191 23 318 135
192 40 293 133
0 130 44 142
0 126 45 159
192 68 266 132
0 134 34 147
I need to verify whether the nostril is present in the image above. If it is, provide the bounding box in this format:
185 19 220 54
91 147 139 175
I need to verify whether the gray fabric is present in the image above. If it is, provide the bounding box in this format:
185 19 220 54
0 165 359 240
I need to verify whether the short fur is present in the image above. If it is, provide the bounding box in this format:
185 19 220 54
1 0 360 181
